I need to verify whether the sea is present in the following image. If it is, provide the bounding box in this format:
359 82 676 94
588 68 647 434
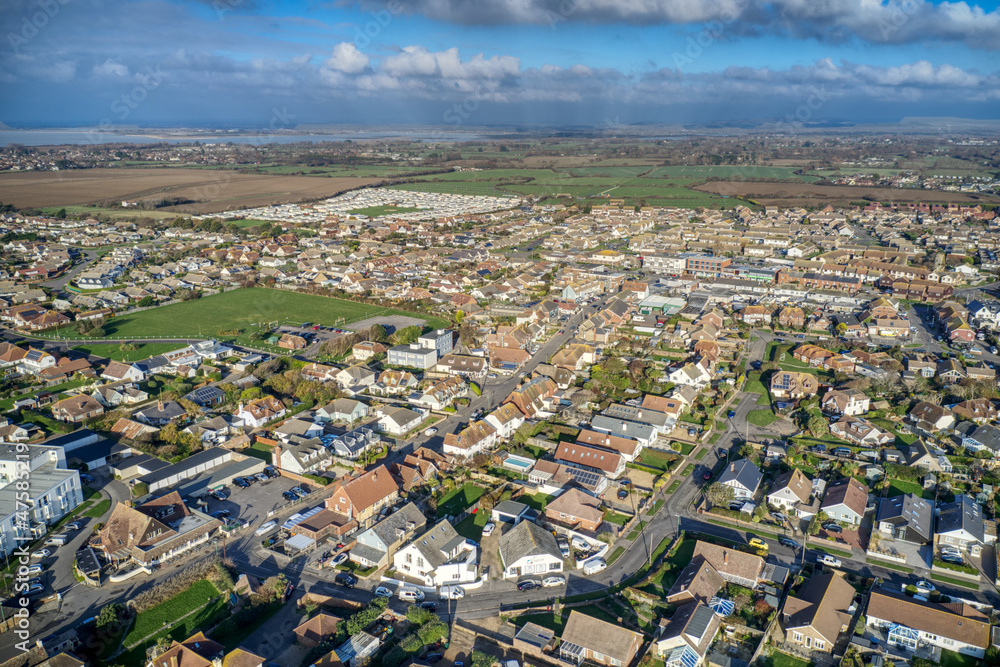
0 129 489 146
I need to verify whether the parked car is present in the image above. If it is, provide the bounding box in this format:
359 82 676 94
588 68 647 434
373 586 393 598
398 588 425 602
282 491 298 501
334 573 357 588
729 501 746 511
914 580 936 595
255 521 278 537
482 522 495 537
234 477 251 489
424 428 438 436
419 601 437 611
822 522 843 533
728 410 736 419
211 488 231 500
817 554 842 567
779 537 800 549
702 471 712 481
263 467 280 478
748 538 768 550
290 486 307 498
582 557 607 575
254 473 269 483
65 522 81 531
771 512 787 523
440 585 465 599
24 583 44 596
332 553 349 566
517 579 541 591
210 510 230 519
23 564 42 575
542 576 566 588
425 654 443 664
31 549 50 559
941 554 965 566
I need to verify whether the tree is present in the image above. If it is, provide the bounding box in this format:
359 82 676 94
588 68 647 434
96 602 125 628
391 325 422 346
808 414 830 439
706 482 735 507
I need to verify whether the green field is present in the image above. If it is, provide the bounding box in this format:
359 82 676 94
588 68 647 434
72 342 188 362
61 288 447 346
746 410 779 427
453 511 489 541
346 205 424 217
38 205 178 220
124 580 220 646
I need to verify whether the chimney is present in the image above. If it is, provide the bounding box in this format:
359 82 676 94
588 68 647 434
723 550 729 565
171 656 179 667
730 463 735 472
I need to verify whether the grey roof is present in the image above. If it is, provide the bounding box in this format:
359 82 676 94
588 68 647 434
590 414 658 441
493 500 529 517
408 520 467 569
937 494 984 543
966 424 1000 453
499 520 561 565
135 401 186 422
718 458 763 492
514 622 555 650
369 502 427 546
137 446 233 485
687 604 716 640
876 493 933 541
603 403 669 428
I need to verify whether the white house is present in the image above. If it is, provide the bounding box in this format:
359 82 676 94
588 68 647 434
498 520 563 579
866 591 989 658
391 519 478 586
717 459 762 501
484 403 525 441
767 468 812 513
378 407 425 436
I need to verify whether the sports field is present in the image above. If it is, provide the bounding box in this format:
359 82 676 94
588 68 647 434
76 288 448 345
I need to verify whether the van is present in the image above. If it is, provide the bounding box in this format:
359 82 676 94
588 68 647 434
439 585 465 600
255 520 278 537
571 536 590 551
398 588 425 602
44 535 67 547
582 557 607 575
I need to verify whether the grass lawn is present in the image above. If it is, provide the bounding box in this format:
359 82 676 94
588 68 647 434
938 649 982 667
746 410 778 427
603 511 632 526
215 601 285 652
679 442 696 456
83 499 111 518
66 287 447 346
346 205 423 217
124 580 221 646
648 499 664 515
606 546 626 566
694 448 708 460
72 342 187 362
887 478 925 497
626 522 646 540
681 464 694 476
118 596 228 667
638 537 696 596
865 557 913 573
519 492 556 512
637 448 676 472
930 573 980 589
512 604 619 634
453 512 489 541
243 441 275 464
435 483 487 519
763 650 812 667
0 378 92 411
665 480 682 494
707 432 722 445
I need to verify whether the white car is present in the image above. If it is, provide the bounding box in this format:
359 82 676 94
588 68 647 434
914 580 936 595
440 585 465 599
332 553 349 566
542 576 566 588
424 428 438 436
31 549 50 560
817 554 841 568
482 522 495 537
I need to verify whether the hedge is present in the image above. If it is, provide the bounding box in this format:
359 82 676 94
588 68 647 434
933 559 979 576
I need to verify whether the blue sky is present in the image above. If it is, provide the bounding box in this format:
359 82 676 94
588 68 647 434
1 0 998 128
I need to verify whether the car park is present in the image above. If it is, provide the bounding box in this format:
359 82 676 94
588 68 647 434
542 576 565 588
263 467 280 478
517 579 541 591
234 477 251 489
482 522 495 537
255 473 269 483
373 586 393 598
290 486 307 498
334 573 357 588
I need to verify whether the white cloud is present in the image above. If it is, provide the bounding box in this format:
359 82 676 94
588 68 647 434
325 42 370 75
92 59 129 78
381 46 519 79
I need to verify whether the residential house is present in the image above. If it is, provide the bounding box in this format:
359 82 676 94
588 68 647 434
767 468 814 517
718 459 762 500
960 423 1000 457
782 572 856 655
821 389 870 417
414 376 466 411
324 466 400 529
391 519 478 586
544 488 604 532
653 602 721 667
387 344 438 370
334 365 377 391
352 341 386 361
101 360 146 383
294 612 342 648
377 406 425 436
559 610 644 667
51 395 104 423
935 494 985 554
349 502 426 569
554 440 626 479
442 420 497 458
134 400 186 426
908 402 955 432
434 354 487 380
498 520 563 579
236 396 287 428
866 591 990 658
820 478 869 525
371 370 418 396
951 398 997 424
504 376 558 419
316 398 370 424
277 438 333 475
770 371 819 400
830 416 894 447
876 493 933 544
484 403 526 441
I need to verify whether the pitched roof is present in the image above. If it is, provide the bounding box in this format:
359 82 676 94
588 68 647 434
294 612 342 644
821 477 869 516
560 610 642 664
769 468 812 504
867 591 990 649
329 465 399 516
499 520 561 565
783 572 855 644
691 540 763 584
666 556 724 604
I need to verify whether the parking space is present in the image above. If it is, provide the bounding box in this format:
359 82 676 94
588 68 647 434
203 473 313 527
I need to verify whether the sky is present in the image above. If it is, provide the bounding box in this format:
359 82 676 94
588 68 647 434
0 0 998 129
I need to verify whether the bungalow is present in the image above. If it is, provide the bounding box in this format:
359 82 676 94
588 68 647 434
316 398 370 424
819 477 868 526
866 591 990 658
498 520 563 579
559 611 644 667
961 423 1000 457
935 494 985 554
378 406 425 436
782 573 856 655
334 365 377 391
554 440 626 479
101 360 146 383
371 370 418 396
654 602 721 667
830 416 893 447
235 396 286 428
544 488 604 533
718 459 762 500
51 395 104 423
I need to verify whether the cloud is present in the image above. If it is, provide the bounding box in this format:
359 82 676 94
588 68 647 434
380 46 520 80
92 59 129 78
325 42 370 74
346 0 1000 49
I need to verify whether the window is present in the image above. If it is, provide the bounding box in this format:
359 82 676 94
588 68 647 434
550 562 561 570
815 640 825 651
792 632 803 643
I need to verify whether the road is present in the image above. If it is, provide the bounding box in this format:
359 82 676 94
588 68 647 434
41 249 98 292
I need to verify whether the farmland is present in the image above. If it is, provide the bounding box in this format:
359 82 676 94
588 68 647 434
0 168 383 214
694 180 1000 206
62 288 447 346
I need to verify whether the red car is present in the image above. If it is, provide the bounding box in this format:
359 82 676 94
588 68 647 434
703 471 712 481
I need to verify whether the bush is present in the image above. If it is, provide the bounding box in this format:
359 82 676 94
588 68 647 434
130 560 220 613
933 559 979 575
